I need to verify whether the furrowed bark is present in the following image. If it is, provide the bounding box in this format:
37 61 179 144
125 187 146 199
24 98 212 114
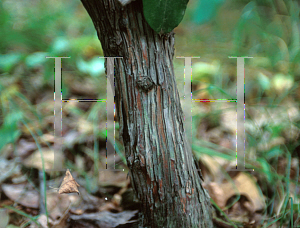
80 0 214 227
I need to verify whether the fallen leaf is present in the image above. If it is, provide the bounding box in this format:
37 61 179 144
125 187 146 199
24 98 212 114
99 170 128 188
46 192 74 221
15 139 37 157
2 184 80 219
23 148 54 171
206 172 265 213
2 184 39 209
36 214 49 228
58 169 80 195
70 188 104 215
0 208 9 228
0 158 22 184
69 210 138 228
51 207 70 228
40 133 55 143
196 154 224 183
99 202 121 212
226 197 250 224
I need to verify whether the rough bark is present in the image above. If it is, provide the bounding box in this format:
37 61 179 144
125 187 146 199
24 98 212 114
80 0 214 227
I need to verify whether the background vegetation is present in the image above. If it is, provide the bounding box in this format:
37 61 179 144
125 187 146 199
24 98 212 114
0 0 299 227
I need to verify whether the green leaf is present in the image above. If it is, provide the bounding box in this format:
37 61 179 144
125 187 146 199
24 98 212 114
49 36 70 54
257 158 273 183
265 146 283 159
142 0 189 34
25 52 49 68
0 53 23 72
193 0 225 25
293 203 300 212
76 56 105 77
0 109 23 152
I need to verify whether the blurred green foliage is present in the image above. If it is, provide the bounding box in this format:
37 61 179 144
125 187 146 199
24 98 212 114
0 0 299 226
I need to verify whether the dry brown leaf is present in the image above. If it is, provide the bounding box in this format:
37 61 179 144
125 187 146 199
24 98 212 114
69 210 138 228
46 192 75 221
2 184 39 209
51 208 70 228
2 184 80 220
36 214 49 228
40 133 55 143
15 139 37 157
112 194 122 207
70 188 104 215
58 169 80 195
231 172 265 212
197 154 224 183
99 170 128 188
99 201 121 212
226 199 250 224
0 158 22 184
205 182 226 208
23 148 54 171
206 172 265 213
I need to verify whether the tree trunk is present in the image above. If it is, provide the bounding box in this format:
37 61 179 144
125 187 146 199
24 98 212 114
80 0 214 227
